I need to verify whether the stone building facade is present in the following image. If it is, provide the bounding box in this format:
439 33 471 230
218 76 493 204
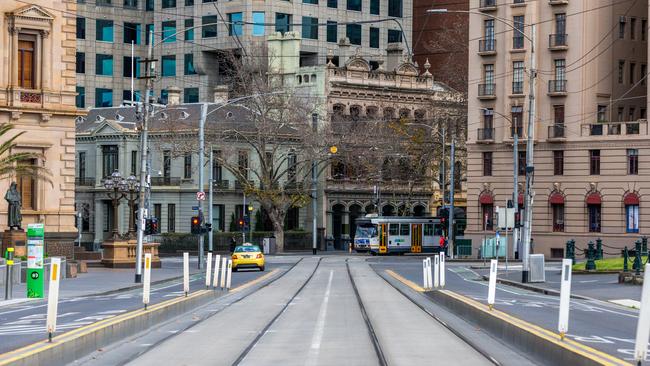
0 1 80 250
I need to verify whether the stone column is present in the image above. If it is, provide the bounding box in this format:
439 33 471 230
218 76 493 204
35 32 42 90
11 28 19 86
93 198 104 251
41 30 51 91
326 209 333 237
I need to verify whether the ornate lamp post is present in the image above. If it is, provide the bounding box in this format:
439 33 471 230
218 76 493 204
125 175 140 238
102 171 127 241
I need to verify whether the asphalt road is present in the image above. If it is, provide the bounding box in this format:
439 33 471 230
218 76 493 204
0 258 285 354
369 257 647 364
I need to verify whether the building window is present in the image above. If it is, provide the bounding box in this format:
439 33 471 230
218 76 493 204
76 52 85 74
162 21 176 42
627 204 639 233
513 15 524 49
304 0 317 4
184 54 196 75
252 12 265 36
161 55 176 77
511 106 523 137
168 204 176 232
554 59 566 81
619 17 626 39
642 64 647 85
555 13 566 35
302 17 318 39
102 145 119 178
482 152 492 176
238 150 249 179
212 150 222 181
18 40 35 89
388 0 402 17
552 203 564 232
629 107 636 122
96 19 114 42
146 0 154 10
160 89 168 104
618 60 625 84
145 24 154 44
642 108 647 119
163 150 171 178
202 15 218 38
628 149 639 175
484 64 494 87
124 0 138 7
346 24 362 45
184 19 194 40
96 88 113 107
124 22 141 44
553 150 564 175
482 204 494 231
228 12 243 36
17 159 36 210
554 105 564 125
130 150 137 175
643 19 647 41
285 207 300 230
597 105 608 123
78 151 86 180
154 204 162 223
76 86 85 108
630 62 636 84
347 0 361 11
369 27 379 48
588 204 601 232
518 151 526 176
184 88 199 103
185 0 193 5
96 54 113 76
631 18 637 40
327 21 337 43
77 17 86 39
388 29 402 43
370 0 379 14
512 61 524 94
161 0 175 8
275 13 292 33
184 154 192 179
211 204 224 232
589 149 600 175
123 56 141 77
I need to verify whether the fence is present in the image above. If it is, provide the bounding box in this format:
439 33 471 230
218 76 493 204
566 236 648 272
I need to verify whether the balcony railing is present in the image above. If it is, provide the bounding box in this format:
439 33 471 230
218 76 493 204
548 80 567 94
75 177 95 186
479 0 497 10
212 179 230 189
583 120 647 137
512 81 524 94
511 126 523 137
547 124 565 139
284 181 304 190
235 180 255 190
549 33 568 48
478 39 496 53
477 128 495 141
553 222 564 232
151 177 181 186
478 83 496 97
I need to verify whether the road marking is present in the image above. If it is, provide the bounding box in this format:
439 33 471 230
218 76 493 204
610 299 641 310
306 270 334 366
385 270 425 292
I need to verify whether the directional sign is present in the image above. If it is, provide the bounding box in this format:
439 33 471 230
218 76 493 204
192 206 199 210
196 192 206 201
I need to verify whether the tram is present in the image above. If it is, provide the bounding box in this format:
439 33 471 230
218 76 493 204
353 215 445 255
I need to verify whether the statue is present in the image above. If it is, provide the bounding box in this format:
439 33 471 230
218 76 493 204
5 182 22 230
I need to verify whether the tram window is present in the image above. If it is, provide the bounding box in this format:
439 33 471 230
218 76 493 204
389 224 399 235
400 224 410 236
423 224 434 236
434 224 444 236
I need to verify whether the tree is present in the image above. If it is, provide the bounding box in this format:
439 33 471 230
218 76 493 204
0 124 51 183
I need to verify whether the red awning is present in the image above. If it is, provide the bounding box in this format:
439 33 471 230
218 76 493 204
624 192 640 205
479 192 493 204
549 192 564 205
585 192 601 205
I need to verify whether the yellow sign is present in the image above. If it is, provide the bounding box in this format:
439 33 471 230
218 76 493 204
329 146 338 154
7 248 14 252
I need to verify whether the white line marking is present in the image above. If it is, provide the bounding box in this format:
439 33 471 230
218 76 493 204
306 270 334 366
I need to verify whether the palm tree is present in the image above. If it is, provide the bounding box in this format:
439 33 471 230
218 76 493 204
0 124 52 183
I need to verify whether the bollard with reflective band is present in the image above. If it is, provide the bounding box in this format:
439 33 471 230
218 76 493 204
426 257 432 290
487 259 498 310
220 257 227 288
183 252 189 296
205 252 213 288
439 253 446 287
634 264 650 363
558 258 572 339
46 258 61 342
422 259 429 289
143 253 152 309
226 259 232 290
212 254 221 289
4 247 14 300
434 255 440 288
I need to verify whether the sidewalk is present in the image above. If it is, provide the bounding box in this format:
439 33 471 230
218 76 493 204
0 257 201 307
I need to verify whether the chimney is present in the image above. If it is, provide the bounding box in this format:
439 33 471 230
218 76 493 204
213 85 229 104
338 37 351 66
167 86 181 105
386 43 404 72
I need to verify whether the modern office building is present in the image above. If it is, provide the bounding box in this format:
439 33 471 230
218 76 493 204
466 0 648 257
75 0 413 108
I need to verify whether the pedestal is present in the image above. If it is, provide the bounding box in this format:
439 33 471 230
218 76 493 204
3 229 26 257
101 239 161 268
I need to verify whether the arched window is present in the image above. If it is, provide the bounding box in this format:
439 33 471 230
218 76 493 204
624 192 640 233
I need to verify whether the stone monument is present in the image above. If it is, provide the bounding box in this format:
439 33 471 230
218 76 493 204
3 182 26 257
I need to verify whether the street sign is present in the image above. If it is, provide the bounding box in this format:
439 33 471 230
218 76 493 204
192 206 199 210
196 191 206 201
27 224 45 298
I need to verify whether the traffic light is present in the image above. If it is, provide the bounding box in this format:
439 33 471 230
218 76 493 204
238 218 245 231
191 216 201 234
514 212 521 228
150 217 159 234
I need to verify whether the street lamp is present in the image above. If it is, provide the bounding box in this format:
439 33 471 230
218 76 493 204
124 175 140 238
102 170 127 241
429 8 537 281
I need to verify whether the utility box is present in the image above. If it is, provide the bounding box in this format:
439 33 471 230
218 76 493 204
529 254 546 282
263 237 276 255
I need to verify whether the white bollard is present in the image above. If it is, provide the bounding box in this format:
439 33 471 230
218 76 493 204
226 259 233 290
220 257 227 288
183 252 189 296
422 259 429 289
46 257 62 342
205 252 213 288
212 254 221 289
434 255 440 288
426 257 433 290
487 259 498 310
439 252 446 287
557 258 573 339
143 253 152 309
634 264 650 363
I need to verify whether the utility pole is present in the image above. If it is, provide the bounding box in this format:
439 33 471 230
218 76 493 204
208 149 214 252
312 113 318 255
513 133 519 261
135 30 155 283
447 140 455 257
197 103 207 270
521 25 537 283
440 127 445 210
242 193 246 244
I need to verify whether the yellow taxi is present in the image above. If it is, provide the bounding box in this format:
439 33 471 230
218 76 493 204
231 244 265 271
